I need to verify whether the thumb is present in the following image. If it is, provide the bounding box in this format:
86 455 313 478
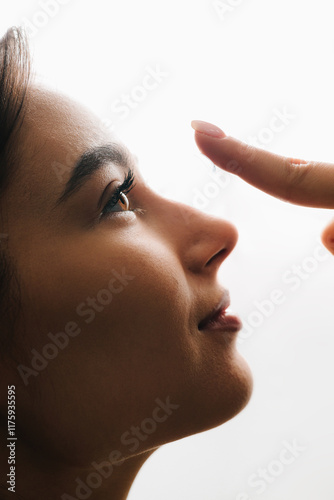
321 219 334 255
191 120 334 209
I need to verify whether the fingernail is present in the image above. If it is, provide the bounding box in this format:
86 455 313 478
191 120 226 139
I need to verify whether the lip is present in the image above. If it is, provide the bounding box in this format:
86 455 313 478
198 291 242 332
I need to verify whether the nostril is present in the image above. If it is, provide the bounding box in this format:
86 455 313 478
205 248 227 267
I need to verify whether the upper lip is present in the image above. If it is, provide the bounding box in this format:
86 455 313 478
198 290 230 330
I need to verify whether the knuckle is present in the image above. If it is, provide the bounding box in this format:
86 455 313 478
282 158 312 203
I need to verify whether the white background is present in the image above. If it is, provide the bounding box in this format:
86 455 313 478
2 1 334 498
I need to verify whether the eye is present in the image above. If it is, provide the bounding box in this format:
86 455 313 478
103 191 130 216
101 168 136 218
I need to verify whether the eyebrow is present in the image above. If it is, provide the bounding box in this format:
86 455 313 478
54 143 132 207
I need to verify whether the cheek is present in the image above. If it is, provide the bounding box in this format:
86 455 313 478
28 229 189 332
18 228 194 388
14 231 197 460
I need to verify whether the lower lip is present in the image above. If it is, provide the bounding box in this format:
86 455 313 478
200 309 242 332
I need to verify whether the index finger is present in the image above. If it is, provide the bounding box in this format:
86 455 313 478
191 120 334 209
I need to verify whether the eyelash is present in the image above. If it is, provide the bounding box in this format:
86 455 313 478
101 168 138 218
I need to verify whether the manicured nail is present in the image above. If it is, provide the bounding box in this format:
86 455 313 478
191 120 226 139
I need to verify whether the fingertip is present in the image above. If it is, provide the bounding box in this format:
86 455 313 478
191 120 226 139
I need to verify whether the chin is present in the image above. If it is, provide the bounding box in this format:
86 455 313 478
172 353 253 442
207 353 253 429
225 353 253 419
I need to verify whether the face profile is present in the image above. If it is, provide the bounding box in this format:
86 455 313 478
0 28 252 499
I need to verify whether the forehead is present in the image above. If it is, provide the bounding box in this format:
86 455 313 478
24 84 108 148
7 85 113 214
23 84 111 176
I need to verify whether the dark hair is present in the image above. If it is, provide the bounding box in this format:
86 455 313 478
0 26 32 361
0 27 33 500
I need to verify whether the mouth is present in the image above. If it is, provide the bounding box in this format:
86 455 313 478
198 291 242 333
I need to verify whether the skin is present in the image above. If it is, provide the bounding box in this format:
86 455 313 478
0 89 252 499
191 120 334 255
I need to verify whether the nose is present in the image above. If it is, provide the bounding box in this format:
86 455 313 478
149 190 239 276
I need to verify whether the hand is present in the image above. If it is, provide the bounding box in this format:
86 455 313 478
191 120 334 255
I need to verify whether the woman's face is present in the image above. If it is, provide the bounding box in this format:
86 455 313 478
3 85 252 465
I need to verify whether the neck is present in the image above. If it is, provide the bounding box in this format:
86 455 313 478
0 423 157 500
